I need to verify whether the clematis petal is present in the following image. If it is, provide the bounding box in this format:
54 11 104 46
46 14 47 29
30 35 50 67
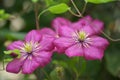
22 57 39 74
54 37 75 53
6 59 23 73
52 17 71 33
59 26 74 37
90 36 109 50
39 28 56 36
25 30 41 43
84 46 104 60
40 35 54 51
72 15 92 30
79 15 92 21
79 25 95 36
78 15 92 26
7 41 24 50
34 51 52 67
91 19 104 34
65 44 84 57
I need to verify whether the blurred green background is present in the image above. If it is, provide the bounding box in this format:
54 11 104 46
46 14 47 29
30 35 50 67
0 0 120 80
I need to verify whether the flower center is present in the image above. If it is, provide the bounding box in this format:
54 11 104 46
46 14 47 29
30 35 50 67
24 42 33 53
78 31 87 41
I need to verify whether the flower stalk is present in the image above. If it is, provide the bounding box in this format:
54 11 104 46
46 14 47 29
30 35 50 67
70 0 83 17
34 3 40 30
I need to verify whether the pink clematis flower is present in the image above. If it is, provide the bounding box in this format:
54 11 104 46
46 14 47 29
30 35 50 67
72 15 104 34
6 30 54 74
39 17 71 37
39 17 72 52
54 17 109 60
51 17 72 34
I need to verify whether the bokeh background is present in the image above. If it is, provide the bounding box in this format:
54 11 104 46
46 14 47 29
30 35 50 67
0 0 120 80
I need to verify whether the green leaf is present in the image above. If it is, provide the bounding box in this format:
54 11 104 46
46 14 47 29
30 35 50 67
45 0 55 6
4 50 12 55
48 3 70 14
85 0 116 4
4 58 13 62
13 49 21 58
31 0 38 3
0 9 5 15
4 49 21 58
0 9 10 20
2 13 10 19
105 43 120 77
50 66 65 80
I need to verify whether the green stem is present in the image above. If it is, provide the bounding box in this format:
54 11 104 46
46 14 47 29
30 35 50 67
101 31 120 42
38 9 48 19
41 68 51 80
69 9 82 17
34 68 42 80
75 71 79 80
82 2 87 14
3 57 5 70
34 3 40 30
70 0 83 17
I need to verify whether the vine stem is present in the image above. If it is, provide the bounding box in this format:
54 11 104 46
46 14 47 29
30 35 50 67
0 57 5 71
82 12 120 42
41 68 51 80
69 9 82 17
70 0 83 17
34 3 40 30
101 31 120 42
82 2 87 14
3 56 5 70
38 9 48 19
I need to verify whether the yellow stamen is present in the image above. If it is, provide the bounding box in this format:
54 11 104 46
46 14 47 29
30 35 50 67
24 43 32 53
78 31 87 41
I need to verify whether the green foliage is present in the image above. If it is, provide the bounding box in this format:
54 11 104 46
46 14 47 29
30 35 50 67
48 3 70 14
50 66 65 80
31 0 38 3
0 30 25 40
0 0 120 80
45 0 55 6
4 49 21 58
85 0 116 4
38 3 70 18
105 43 120 77
4 50 12 55
0 9 10 20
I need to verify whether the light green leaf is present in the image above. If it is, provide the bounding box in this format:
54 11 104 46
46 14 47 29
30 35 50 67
4 50 12 55
4 49 21 58
48 3 70 14
0 9 5 15
45 0 55 6
4 58 13 62
13 49 21 58
85 0 116 4
31 0 38 3
2 13 10 19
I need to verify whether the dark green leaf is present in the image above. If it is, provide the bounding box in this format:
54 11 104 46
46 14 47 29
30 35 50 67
105 43 120 77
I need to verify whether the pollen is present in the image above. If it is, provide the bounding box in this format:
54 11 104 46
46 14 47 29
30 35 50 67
78 31 87 41
24 42 32 53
